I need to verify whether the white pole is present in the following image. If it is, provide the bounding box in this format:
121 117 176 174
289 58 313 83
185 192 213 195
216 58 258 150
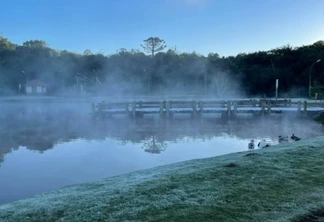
275 79 278 100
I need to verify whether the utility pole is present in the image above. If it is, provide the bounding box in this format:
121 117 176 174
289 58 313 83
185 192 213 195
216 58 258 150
275 79 278 100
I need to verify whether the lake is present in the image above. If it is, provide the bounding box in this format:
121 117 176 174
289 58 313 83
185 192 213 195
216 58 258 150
0 99 323 205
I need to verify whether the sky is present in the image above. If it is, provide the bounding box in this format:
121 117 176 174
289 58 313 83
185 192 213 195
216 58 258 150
1 0 324 56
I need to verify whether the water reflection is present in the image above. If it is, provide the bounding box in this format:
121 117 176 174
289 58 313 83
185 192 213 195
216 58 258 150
142 133 167 154
0 101 323 205
0 106 323 165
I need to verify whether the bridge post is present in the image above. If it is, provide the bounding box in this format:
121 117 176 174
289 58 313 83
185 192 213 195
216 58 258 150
125 102 129 116
191 100 197 118
139 101 142 109
303 101 307 114
267 101 272 115
159 101 164 117
227 101 231 119
297 101 301 114
261 100 266 115
198 101 203 116
199 101 204 112
233 101 237 118
166 101 170 118
132 101 136 118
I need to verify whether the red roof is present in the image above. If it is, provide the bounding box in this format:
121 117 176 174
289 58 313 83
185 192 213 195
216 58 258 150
25 80 48 87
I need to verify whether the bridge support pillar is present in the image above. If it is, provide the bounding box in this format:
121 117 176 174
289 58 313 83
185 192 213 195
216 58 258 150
191 100 197 118
261 100 266 115
166 101 171 118
125 102 130 117
227 101 231 119
159 101 164 117
297 101 302 117
198 101 203 116
267 101 272 115
303 101 307 114
132 102 136 118
233 101 237 119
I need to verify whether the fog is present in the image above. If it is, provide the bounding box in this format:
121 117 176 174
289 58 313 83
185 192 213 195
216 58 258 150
0 37 249 99
0 99 322 165
0 98 323 205
0 45 322 204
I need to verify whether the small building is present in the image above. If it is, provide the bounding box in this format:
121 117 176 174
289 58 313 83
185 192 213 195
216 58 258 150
25 80 48 95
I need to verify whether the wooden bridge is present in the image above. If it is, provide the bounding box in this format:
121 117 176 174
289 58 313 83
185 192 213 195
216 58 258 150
91 99 324 119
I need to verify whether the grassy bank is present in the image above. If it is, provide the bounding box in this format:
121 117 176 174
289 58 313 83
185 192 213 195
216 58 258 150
1 138 324 222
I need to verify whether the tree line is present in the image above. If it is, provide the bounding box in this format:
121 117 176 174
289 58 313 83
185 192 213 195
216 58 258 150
0 35 323 98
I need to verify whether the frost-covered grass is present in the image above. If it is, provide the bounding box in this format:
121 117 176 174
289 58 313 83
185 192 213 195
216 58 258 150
1 137 324 222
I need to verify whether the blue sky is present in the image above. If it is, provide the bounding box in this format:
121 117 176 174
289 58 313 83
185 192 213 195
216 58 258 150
1 0 323 56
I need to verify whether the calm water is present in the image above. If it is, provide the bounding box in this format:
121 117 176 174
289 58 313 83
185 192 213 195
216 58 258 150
0 100 323 205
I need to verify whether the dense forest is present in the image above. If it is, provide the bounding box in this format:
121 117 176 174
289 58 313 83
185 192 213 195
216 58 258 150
0 35 323 98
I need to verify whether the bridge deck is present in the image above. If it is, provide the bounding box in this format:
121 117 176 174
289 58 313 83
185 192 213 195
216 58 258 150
91 99 324 119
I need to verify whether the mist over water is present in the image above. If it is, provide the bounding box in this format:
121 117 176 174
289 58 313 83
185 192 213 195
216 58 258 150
0 99 323 205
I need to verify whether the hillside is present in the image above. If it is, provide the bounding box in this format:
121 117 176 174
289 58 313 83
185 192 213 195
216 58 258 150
1 137 324 221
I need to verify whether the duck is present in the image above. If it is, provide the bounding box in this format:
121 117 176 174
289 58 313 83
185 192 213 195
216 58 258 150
278 135 288 143
291 134 301 141
258 139 270 148
248 140 255 150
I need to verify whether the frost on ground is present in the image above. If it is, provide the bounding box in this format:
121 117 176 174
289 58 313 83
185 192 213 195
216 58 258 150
1 137 324 222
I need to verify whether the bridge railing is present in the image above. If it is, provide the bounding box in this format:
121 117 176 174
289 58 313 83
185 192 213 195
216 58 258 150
91 99 323 119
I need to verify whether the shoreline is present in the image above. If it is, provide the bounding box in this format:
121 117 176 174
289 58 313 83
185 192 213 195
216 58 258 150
1 137 324 221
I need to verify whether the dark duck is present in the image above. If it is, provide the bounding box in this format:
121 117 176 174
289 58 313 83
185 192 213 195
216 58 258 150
291 134 301 141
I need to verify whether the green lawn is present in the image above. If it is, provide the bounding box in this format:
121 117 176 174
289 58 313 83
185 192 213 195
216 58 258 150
1 137 324 222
